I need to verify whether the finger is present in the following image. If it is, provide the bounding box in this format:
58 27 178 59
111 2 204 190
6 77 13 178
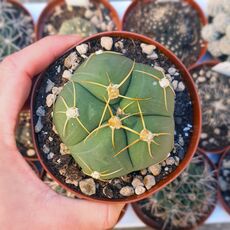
0 35 81 142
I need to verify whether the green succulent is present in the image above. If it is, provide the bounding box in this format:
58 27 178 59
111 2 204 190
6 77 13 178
58 17 97 37
53 51 175 180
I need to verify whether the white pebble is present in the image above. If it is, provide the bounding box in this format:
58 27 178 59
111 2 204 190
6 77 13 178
62 70 72 80
100 37 113 50
120 186 134 197
144 175 156 190
76 44 89 55
46 94 56 107
140 43 156 55
79 179 96 196
148 164 161 176
135 186 146 195
131 178 144 188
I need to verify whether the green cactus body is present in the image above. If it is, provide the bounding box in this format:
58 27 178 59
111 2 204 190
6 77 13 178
58 17 97 37
53 52 175 180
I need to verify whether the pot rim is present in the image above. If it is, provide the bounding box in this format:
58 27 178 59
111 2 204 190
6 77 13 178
132 150 218 230
35 0 122 40
121 0 208 67
217 146 230 215
31 31 202 204
189 60 229 155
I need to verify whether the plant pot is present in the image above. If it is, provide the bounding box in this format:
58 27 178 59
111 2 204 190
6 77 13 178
36 0 121 40
122 0 207 67
27 159 44 179
218 147 230 215
31 31 201 203
0 0 35 61
189 61 230 154
132 151 218 230
201 1 230 62
16 110 38 160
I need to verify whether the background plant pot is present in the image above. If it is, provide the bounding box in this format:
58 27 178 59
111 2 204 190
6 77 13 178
132 151 218 230
189 60 230 154
31 31 201 203
122 0 207 67
36 0 121 40
16 109 38 161
0 0 35 61
218 147 230 215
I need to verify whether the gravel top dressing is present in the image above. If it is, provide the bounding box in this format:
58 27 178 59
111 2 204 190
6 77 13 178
190 64 230 152
123 0 205 67
41 0 116 38
32 35 193 200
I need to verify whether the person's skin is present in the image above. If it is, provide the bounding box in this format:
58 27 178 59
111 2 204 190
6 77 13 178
0 35 124 230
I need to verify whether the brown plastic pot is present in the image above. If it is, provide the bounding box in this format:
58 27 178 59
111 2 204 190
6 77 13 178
36 0 121 40
31 31 202 204
188 60 229 155
27 159 44 179
122 0 208 67
132 151 218 230
218 147 230 215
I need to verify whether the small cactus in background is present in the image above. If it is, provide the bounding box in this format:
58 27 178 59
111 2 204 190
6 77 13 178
202 0 230 61
0 1 34 61
53 52 175 180
58 17 97 37
137 155 217 229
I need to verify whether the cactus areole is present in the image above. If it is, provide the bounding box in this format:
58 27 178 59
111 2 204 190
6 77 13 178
53 52 175 180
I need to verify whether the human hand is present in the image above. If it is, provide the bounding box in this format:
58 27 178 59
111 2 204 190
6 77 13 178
0 36 124 230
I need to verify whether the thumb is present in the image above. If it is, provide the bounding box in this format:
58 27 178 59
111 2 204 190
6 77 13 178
49 195 125 230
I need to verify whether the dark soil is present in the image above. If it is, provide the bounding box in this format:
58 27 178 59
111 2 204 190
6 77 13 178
123 0 205 67
41 0 116 37
32 35 193 200
0 1 34 60
219 149 230 210
190 64 230 152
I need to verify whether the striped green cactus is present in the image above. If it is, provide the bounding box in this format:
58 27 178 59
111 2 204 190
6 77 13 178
53 52 175 180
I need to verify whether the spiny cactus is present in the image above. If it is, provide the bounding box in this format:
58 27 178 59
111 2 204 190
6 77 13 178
0 1 34 61
58 17 97 37
53 52 175 180
138 155 217 230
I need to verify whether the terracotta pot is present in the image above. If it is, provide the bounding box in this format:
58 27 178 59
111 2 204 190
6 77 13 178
31 31 202 203
132 151 218 230
188 60 229 154
122 0 208 67
218 147 230 215
36 0 121 40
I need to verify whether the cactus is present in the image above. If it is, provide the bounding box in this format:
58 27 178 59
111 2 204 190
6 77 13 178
53 52 175 180
58 17 97 37
0 1 34 61
138 155 217 229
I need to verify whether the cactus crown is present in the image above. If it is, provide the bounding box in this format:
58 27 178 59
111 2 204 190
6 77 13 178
58 17 97 37
53 51 175 180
